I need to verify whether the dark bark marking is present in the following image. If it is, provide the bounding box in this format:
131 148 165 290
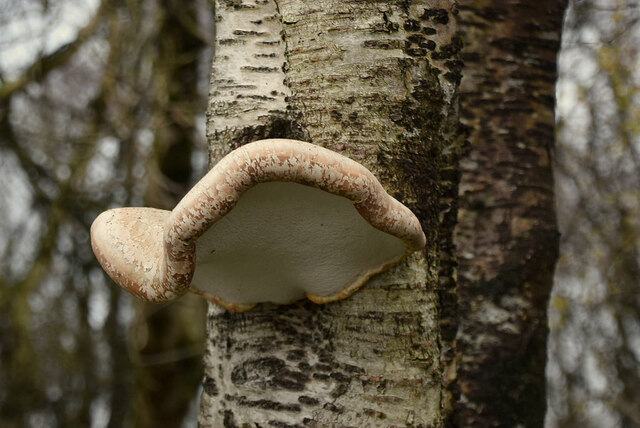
420 8 449 25
404 19 421 31
406 48 428 57
370 11 400 33
381 65 445 244
430 36 462 61
313 363 332 372
213 116 301 152
273 368 309 391
323 402 343 413
241 66 280 72
233 29 267 36
330 383 349 399
219 38 247 45
223 409 238 428
297 395 320 405
422 26 437 35
363 40 403 50
297 361 311 371
222 0 246 9
363 408 387 419
231 357 312 392
203 375 219 396
236 94 277 100
286 349 306 361
237 397 301 412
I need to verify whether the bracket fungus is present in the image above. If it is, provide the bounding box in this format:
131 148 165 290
91 139 425 311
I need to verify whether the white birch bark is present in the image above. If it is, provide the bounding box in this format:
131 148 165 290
199 0 460 426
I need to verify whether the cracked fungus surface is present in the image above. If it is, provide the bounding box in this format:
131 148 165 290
91 207 173 301
192 182 407 304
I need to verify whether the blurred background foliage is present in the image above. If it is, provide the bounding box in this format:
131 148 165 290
548 0 640 426
0 0 639 427
0 0 212 426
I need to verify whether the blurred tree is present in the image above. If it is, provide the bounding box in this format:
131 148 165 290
454 1 565 425
0 0 211 426
548 1 640 427
131 0 209 426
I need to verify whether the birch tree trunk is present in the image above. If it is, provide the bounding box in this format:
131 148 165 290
198 0 564 426
199 0 459 426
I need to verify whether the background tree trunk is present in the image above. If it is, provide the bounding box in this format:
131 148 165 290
199 0 564 426
453 2 566 426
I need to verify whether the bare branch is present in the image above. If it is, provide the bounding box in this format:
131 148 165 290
0 0 105 101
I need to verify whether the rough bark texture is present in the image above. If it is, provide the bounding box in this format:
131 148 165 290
452 1 565 426
199 0 460 426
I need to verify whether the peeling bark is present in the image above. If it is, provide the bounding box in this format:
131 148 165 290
200 0 460 426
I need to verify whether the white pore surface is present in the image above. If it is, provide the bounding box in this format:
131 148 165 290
192 182 406 304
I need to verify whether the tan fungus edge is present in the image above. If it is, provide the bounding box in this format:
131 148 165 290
305 253 408 304
188 286 257 312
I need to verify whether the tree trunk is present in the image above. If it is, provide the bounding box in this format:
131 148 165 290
453 1 565 426
199 0 564 426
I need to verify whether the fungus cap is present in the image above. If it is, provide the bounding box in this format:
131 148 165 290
91 139 426 311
